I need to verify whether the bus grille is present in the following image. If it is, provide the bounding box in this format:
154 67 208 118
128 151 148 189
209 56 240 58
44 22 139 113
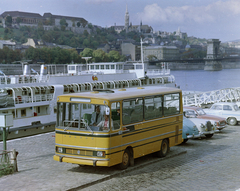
65 148 93 156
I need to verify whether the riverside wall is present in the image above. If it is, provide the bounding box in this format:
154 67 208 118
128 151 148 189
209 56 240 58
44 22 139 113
0 61 240 75
167 61 240 70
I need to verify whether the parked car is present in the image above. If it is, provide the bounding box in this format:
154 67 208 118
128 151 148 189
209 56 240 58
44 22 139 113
184 114 216 138
203 102 240 126
183 106 226 131
182 116 201 143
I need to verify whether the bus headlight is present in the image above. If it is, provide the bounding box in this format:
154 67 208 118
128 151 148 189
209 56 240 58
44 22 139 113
57 147 63 153
97 151 105 157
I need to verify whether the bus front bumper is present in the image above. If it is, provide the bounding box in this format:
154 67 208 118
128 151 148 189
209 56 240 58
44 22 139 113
53 155 110 167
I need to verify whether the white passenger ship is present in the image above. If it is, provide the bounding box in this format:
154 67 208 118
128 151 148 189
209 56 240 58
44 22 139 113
0 61 176 139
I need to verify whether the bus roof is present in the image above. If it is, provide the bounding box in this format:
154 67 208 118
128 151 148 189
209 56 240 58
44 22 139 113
58 86 181 102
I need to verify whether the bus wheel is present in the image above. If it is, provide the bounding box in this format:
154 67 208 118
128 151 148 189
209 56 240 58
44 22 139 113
118 149 130 170
156 139 169 158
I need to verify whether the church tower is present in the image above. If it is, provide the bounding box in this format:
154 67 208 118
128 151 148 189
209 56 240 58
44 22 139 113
125 4 129 33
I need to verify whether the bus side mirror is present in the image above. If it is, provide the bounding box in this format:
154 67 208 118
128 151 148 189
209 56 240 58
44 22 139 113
105 107 110 115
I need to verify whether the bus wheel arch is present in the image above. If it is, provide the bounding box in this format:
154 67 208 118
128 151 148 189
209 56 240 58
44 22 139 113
118 147 133 170
156 139 169 158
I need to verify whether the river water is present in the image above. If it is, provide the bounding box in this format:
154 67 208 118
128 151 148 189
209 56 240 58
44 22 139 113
171 69 240 92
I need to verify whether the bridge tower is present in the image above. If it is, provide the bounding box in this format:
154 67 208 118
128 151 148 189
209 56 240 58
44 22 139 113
204 39 222 71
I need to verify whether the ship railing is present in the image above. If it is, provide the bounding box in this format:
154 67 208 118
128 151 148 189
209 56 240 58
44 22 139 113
0 75 50 85
146 69 171 76
34 94 53 102
14 94 53 104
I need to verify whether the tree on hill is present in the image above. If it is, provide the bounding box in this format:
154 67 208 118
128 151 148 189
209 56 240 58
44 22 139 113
92 49 108 62
108 50 121 62
147 55 157 61
80 48 93 58
16 17 21 25
60 18 68 31
5 16 12 27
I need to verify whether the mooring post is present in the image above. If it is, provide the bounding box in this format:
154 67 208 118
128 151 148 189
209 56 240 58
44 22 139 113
2 127 7 162
0 114 13 162
10 149 18 172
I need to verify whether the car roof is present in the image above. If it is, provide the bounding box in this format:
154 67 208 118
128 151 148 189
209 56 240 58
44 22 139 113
183 106 201 111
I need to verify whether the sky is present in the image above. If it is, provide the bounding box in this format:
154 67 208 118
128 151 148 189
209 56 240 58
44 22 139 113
0 0 240 42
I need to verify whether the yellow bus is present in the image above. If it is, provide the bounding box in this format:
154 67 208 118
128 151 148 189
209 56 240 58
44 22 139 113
53 86 183 169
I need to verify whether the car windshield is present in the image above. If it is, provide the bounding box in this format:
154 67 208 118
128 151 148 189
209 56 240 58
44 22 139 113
184 110 197 118
196 108 206 115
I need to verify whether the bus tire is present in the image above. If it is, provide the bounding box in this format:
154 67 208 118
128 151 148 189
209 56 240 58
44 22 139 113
156 139 169 158
118 149 130 170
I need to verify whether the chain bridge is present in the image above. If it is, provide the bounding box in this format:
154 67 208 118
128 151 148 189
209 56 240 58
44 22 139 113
182 87 240 107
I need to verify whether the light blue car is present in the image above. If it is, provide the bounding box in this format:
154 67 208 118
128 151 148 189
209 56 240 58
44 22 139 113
182 116 201 143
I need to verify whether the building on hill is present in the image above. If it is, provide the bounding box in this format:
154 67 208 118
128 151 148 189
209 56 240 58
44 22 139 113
42 13 90 34
143 46 179 61
175 28 187 39
97 43 110 53
1 11 43 28
22 38 73 50
121 41 141 61
111 5 152 35
0 40 16 50
22 38 45 48
0 11 90 34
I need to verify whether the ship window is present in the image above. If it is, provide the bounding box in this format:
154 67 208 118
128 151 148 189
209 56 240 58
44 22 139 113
111 65 115 69
101 65 104 69
64 86 68 93
35 88 40 94
21 109 26 117
90 65 94 70
136 65 142 69
106 65 109 69
22 88 27 95
7 89 12 96
41 88 46 94
96 65 99 69
50 87 54 93
12 111 15 118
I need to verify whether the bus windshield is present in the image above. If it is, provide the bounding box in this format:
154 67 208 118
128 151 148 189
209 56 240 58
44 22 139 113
57 103 112 132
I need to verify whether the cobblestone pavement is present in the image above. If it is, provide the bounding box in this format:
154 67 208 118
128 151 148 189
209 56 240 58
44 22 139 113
0 125 240 191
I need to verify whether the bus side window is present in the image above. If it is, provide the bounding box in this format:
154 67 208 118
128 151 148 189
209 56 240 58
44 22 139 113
163 93 180 116
111 102 120 130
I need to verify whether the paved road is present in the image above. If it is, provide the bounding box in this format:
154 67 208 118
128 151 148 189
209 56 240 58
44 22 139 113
0 124 240 191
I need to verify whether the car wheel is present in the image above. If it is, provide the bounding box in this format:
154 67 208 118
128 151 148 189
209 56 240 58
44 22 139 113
205 134 213 138
118 149 130 170
156 139 169 158
228 117 237 126
183 139 188 143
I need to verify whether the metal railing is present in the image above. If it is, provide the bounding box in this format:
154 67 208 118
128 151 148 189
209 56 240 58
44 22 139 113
183 87 240 106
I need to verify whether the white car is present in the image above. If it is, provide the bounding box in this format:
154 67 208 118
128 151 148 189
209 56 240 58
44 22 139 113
204 102 240 126
186 117 216 138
